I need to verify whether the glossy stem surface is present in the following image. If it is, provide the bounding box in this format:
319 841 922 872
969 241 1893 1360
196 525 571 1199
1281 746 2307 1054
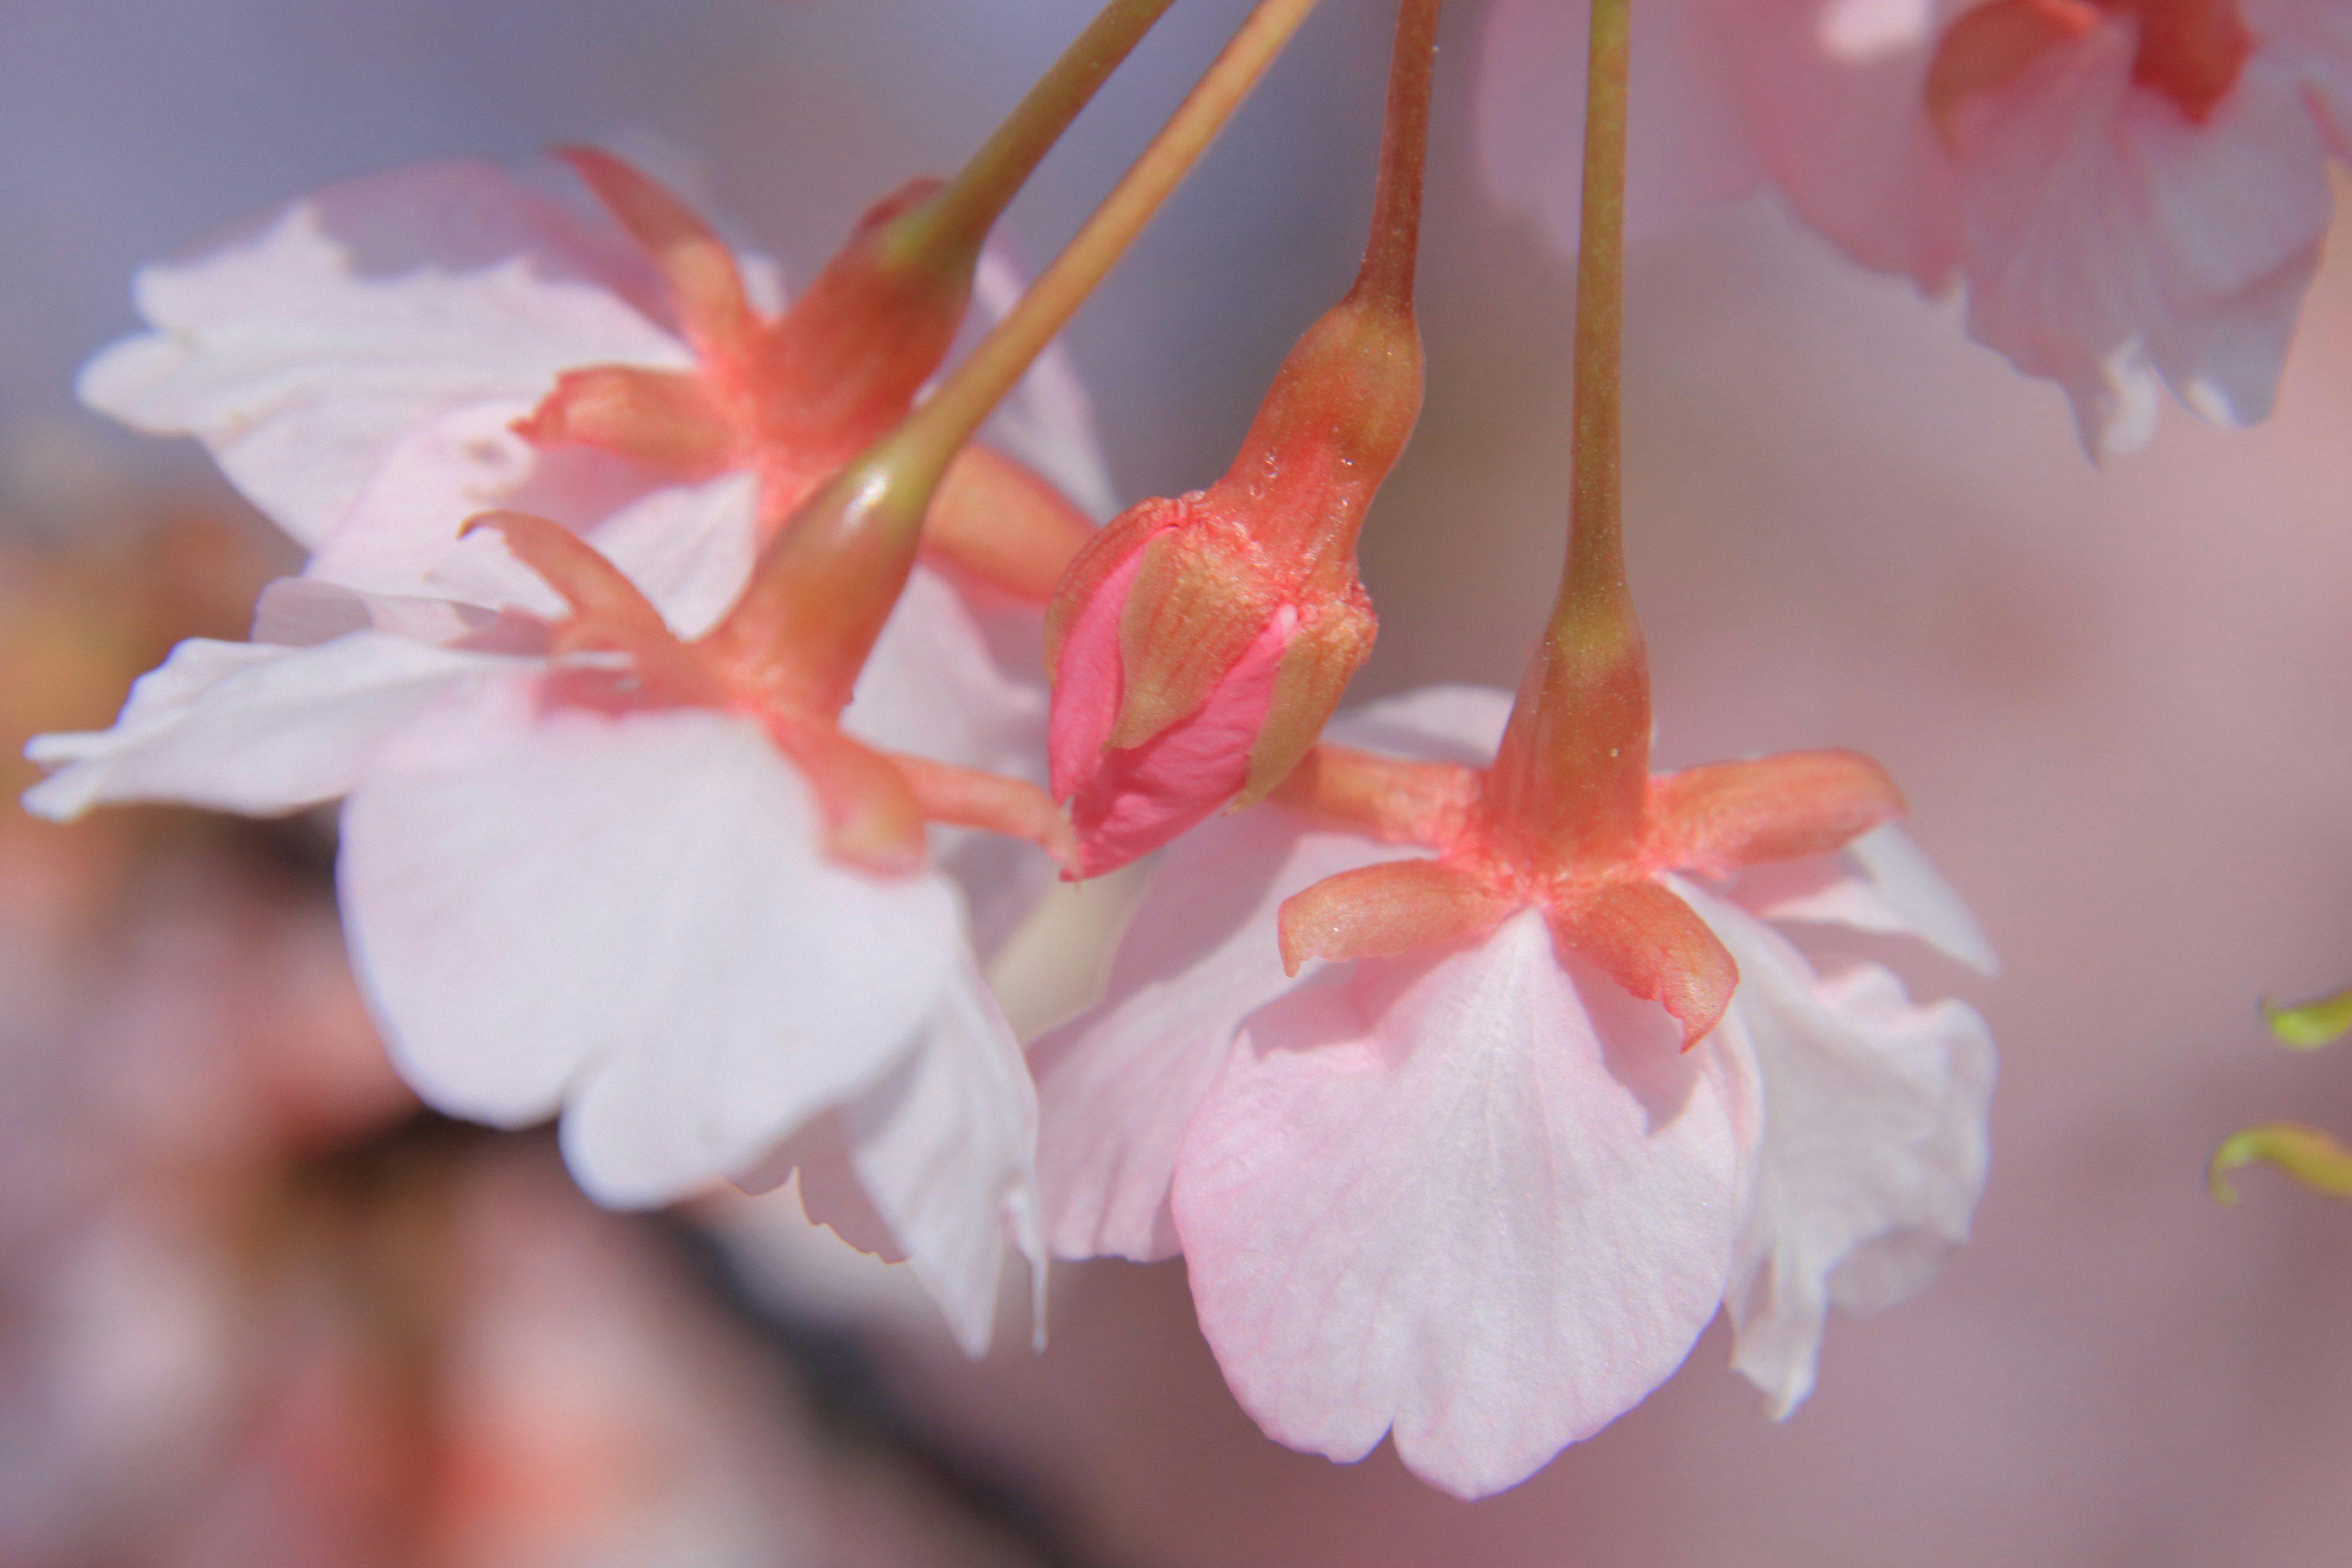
714 0 1325 714
1488 0 1649 870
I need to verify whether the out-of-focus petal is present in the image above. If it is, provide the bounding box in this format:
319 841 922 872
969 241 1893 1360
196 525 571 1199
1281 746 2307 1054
1735 823 1998 976
1948 35 2333 455
22 633 505 821
338 674 963 1203
78 159 688 544
1695 887 1994 1419
1722 0 1964 287
840 946 1044 1357
1173 911 1750 1500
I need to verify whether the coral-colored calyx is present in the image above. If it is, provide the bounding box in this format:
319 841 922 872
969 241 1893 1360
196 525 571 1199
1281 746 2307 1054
466 510 1072 879
1274 740 1905 1048
518 151 970 535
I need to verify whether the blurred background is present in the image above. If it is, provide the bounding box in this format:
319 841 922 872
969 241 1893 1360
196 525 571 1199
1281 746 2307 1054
6 0 2352 1562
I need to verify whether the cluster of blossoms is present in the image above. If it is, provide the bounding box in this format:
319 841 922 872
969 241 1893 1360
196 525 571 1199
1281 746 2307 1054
21 0 2047 1500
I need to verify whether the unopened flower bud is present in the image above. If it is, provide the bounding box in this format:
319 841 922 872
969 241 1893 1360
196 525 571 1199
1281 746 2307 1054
1045 293 1419 875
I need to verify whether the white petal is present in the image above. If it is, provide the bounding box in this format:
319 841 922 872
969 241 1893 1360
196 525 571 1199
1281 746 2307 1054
337 675 964 1203
843 565 1058 953
840 948 1044 1357
78 159 688 545
1736 823 1998 975
303 398 758 638
1694 888 1995 1419
1174 911 1751 1499
21 632 502 821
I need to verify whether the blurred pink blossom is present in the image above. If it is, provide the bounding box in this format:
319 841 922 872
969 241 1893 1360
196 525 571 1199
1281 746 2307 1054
1479 0 2352 454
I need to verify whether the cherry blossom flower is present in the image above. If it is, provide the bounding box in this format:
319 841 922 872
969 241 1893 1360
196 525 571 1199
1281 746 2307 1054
1478 0 2352 455
1034 687 1996 1494
75 154 1111 941
23 518 1050 1354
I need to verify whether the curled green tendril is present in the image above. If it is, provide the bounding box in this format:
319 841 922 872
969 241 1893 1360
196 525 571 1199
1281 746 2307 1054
2209 1123 2352 1204
2261 982 2352 1050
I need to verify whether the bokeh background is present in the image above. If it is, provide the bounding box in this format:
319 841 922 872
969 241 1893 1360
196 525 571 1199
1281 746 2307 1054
6 0 2352 1562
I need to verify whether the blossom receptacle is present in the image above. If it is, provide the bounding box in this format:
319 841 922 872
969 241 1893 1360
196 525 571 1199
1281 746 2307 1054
1045 292 1419 875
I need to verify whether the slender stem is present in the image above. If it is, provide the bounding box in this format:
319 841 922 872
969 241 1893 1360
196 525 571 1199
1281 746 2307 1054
894 0 1179 269
1486 0 1647 867
891 0 1324 487
1559 0 1627 628
1351 0 1440 309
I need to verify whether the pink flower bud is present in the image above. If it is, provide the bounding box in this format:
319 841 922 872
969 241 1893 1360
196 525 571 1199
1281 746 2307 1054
1044 292 1415 876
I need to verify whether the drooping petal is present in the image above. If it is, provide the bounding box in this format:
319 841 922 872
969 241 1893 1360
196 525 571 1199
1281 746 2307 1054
1691 885 1995 1420
339 673 963 1204
78 159 688 545
1733 822 1999 976
21 632 507 821
1172 911 1750 1499
839 946 1046 1357
1030 807 1404 1262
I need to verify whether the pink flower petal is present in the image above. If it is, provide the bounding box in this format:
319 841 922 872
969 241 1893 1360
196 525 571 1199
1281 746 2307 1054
1692 887 1994 1418
1173 911 1751 1499
339 673 964 1205
1033 685 1512 1263
78 159 688 545
21 632 505 821
1030 806 1403 1262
